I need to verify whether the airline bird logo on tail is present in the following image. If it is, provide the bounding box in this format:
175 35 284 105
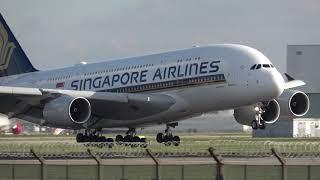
0 22 15 70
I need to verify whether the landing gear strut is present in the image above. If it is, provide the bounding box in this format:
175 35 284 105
115 128 147 148
251 106 266 130
76 129 114 143
156 123 180 146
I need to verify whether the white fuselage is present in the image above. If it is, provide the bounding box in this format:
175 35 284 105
0 44 285 128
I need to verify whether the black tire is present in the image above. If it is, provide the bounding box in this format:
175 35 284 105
83 136 89 142
106 138 114 142
98 136 107 142
76 133 84 142
115 135 123 142
88 135 97 142
259 123 266 129
124 135 133 142
251 120 258 130
173 136 180 142
163 135 172 143
133 136 140 142
156 133 164 143
172 136 180 146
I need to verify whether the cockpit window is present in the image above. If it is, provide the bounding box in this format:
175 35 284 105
256 64 261 69
263 64 270 68
250 64 257 70
251 64 274 70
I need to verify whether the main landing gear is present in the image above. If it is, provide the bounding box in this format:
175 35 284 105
115 128 147 148
76 129 114 143
76 128 148 148
251 106 266 130
156 123 181 146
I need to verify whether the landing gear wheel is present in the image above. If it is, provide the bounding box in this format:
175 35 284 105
115 128 148 148
115 135 123 142
156 133 164 143
75 129 115 148
259 123 266 129
163 135 172 143
131 136 140 148
133 136 140 142
124 135 133 142
156 123 180 146
108 138 114 142
76 133 84 142
172 136 180 146
251 120 258 130
163 135 173 146
90 135 98 142
98 136 107 142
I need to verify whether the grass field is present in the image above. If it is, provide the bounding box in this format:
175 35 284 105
1 133 320 158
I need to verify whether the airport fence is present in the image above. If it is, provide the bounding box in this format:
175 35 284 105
0 140 320 179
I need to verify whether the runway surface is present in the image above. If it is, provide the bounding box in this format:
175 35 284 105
1 133 320 159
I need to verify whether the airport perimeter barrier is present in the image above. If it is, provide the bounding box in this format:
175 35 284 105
0 140 320 179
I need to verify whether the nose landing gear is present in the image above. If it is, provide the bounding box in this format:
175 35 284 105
156 123 181 146
251 106 266 130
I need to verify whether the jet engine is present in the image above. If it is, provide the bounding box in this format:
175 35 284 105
277 90 309 117
234 99 280 126
43 96 91 128
234 90 310 129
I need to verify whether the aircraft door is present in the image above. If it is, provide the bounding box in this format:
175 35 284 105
247 64 259 88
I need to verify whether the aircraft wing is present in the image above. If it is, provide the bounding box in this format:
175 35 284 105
0 86 176 121
283 73 306 89
284 80 306 89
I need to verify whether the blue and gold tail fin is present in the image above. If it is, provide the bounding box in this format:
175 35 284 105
0 13 37 77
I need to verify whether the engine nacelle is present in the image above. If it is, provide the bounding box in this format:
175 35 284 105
43 96 91 127
234 99 280 126
277 90 309 117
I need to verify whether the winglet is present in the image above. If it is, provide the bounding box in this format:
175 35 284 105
283 73 306 89
284 73 295 81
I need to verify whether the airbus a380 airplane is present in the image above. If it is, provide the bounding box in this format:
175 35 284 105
0 14 310 145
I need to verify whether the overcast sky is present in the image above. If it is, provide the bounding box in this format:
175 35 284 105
0 0 319 72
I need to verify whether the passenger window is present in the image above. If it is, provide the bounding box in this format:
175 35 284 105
256 64 261 69
250 64 257 70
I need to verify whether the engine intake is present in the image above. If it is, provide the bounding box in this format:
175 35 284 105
277 90 309 117
261 100 280 124
69 97 91 124
43 96 91 128
234 99 280 126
